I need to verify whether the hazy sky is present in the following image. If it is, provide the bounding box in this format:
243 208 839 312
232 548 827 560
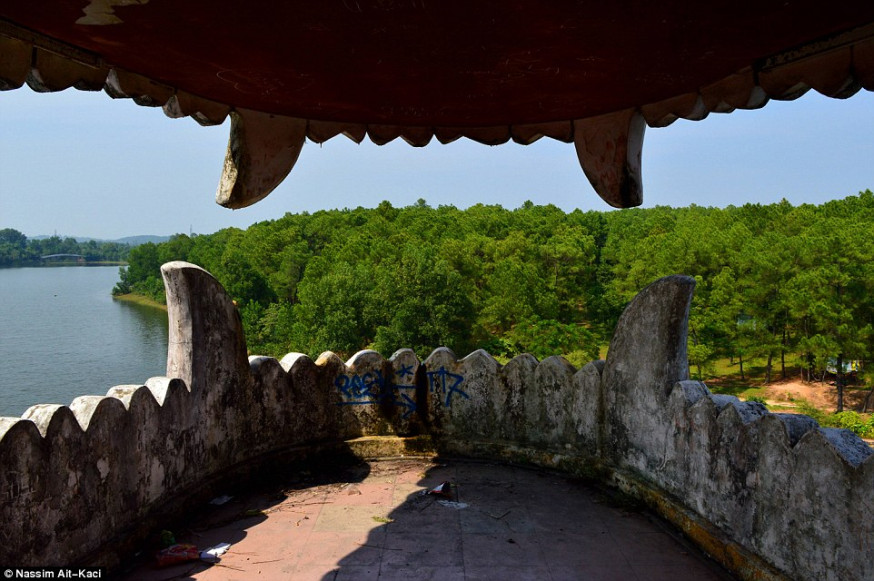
1 87 872 240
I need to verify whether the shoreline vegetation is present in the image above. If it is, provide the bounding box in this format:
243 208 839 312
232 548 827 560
0 228 131 267
112 292 167 311
113 193 872 413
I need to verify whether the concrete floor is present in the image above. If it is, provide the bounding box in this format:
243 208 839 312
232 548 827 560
121 457 735 581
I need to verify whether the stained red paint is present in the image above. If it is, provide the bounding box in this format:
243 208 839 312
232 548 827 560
2 1 873 125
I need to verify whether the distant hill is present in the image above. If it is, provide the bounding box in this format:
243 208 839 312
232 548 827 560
32 234 172 246
114 235 172 246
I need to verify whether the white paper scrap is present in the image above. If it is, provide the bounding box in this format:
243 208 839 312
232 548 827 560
200 542 232 562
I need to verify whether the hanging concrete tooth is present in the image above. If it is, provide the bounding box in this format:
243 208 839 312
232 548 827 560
641 92 708 127
341 126 367 143
307 120 347 143
806 48 859 98
366 125 432 146
434 127 464 145
399 127 433 147
462 126 511 145
0 35 31 90
163 91 229 125
756 64 810 101
511 121 573 144
367 124 401 145
216 108 306 209
855 37 874 90
700 67 767 112
27 48 107 92
305 120 341 143
510 126 545 145
573 108 645 209
105 68 173 106
305 120 368 144
761 48 858 99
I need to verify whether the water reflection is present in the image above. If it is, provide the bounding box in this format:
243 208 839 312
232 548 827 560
0 267 169 417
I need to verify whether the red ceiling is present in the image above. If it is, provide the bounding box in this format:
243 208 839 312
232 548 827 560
2 1 873 126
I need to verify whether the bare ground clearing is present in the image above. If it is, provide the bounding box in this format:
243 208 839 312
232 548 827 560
750 379 871 413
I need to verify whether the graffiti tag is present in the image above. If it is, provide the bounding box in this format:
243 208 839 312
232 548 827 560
426 367 469 408
335 369 418 419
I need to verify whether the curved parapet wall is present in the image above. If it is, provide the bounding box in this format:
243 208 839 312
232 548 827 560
1 262 872 581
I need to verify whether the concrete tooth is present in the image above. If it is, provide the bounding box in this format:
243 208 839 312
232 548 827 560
0 35 31 90
105 68 173 106
163 91 229 125
761 47 858 100
808 48 859 98
434 127 464 144
342 126 367 143
757 63 811 101
306 121 369 144
307 120 366 144
511 121 573 144
461 125 511 145
366 125 433 146
641 92 707 127
216 108 306 209
573 108 645 208
434 126 506 145
853 37 874 91
27 48 108 92
700 67 767 112
367 124 402 145
510 126 544 145
399 127 433 147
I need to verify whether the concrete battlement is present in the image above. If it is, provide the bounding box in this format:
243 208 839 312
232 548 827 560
1 262 871 581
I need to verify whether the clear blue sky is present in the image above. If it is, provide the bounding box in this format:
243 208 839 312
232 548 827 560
1 87 872 240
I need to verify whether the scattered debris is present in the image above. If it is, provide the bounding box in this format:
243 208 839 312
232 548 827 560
424 481 453 498
200 542 232 563
487 509 511 520
156 541 233 567
209 495 234 505
372 516 394 523
159 530 176 548
155 544 200 568
436 500 468 509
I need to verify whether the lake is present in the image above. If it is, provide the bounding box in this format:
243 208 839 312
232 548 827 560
0 266 169 418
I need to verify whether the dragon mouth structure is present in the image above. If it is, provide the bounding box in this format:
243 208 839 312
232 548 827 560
1 4 872 210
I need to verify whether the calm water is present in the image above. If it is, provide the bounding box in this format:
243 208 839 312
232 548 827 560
0 266 169 417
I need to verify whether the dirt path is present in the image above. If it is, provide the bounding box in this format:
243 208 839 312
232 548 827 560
758 379 873 413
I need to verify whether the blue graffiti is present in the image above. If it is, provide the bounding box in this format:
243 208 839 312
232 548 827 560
335 370 385 403
396 363 415 380
426 367 469 408
393 362 419 418
335 369 419 419
395 392 417 420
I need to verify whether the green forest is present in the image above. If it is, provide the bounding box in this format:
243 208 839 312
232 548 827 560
0 229 130 266
115 191 874 390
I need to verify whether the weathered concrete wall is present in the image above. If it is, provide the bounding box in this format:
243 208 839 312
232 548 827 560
1 263 872 581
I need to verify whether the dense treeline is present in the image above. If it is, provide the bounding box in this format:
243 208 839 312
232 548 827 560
115 192 874 390
0 228 130 266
